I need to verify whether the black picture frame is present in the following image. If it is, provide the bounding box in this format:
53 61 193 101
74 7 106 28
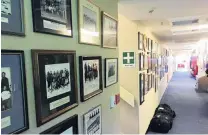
139 73 145 105
31 0 73 37
1 0 25 36
31 50 78 127
139 53 144 71
41 114 78 134
83 105 102 134
138 32 144 50
1 50 29 134
147 52 152 73
101 12 118 49
79 56 103 102
104 58 118 88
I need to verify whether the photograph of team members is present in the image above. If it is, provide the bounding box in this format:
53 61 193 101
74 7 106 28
83 6 97 32
45 63 71 99
105 58 118 87
40 0 67 23
1 0 11 15
102 12 118 48
84 105 101 134
83 60 99 96
1 68 12 111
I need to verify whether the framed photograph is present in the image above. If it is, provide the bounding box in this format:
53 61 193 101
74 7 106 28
148 74 152 90
139 53 144 71
144 53 148 70
144 35 148 52
152 41 157 53
144 74 149 94
41 114 78 134
155 77 158 92
151 53 157 71
31 0 73 37
78 0 101 45
102 12 118 48
152 74 155 89
79 56 103 101
1 0 25 35
139 73 145 105
32 50 78 126
84 105 102 134
105 58 118 87
147 52 152 73
138 32 144 50
148 39 152 52
1 50 29 134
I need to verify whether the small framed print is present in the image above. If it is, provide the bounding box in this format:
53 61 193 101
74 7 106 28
79 56 103 101
139 73 145 105
138 32 144 50
148 74 152 90
102 12 118 48
144 53 148 70
144 74 149 94
105 58 118 87
152 74 155 89
31 0 73 37
151 53 157 71
147 52 152 73
144 35 148 51
83 105 102 134
1 0 25 36
148 39 152 52
32 50 78 126
41 114 78 134
139 53 144 71
1 50 29 134
78 0 101 45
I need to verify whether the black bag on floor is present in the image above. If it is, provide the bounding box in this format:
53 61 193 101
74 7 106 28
155 104 176 118
150 113 173 133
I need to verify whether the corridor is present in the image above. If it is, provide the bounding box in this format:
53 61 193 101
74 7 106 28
150 72 208 134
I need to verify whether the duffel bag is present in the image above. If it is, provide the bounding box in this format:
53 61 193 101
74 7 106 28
155 104 176 118
150 113 173 133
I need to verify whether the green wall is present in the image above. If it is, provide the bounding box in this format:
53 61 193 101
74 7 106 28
1 0 119 133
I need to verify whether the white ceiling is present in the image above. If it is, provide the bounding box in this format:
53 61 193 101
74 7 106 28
118 0 208 52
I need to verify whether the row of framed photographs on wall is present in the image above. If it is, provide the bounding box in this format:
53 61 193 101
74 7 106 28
1 0 118 48
139 73 159 105
1 50 118 134
138 32 158 53
41 105 102 134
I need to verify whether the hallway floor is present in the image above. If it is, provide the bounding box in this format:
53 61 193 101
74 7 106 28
149 72 208 134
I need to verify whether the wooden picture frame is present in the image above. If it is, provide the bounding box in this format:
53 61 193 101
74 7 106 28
101 12 118 49
139 52 145 71
138 32 144 50
1 0 25 36
139 73 145 105
79 56 103 101
83 105 102 134
78 0 101 45
41 114 78 134
31 0 73 37
104 58 118 87
1 50 29 134
32 50 78 126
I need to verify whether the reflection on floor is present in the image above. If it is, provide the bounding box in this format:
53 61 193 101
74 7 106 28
148 72 208 134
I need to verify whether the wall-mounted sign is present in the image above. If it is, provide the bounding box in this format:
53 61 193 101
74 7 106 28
122 52 135 67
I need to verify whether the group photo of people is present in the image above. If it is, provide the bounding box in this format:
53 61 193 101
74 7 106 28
108 63 116 78
41 0 67 23
46 68 70 93
84 62 99 83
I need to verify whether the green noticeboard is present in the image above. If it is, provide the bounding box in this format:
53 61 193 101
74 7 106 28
122 52 135 67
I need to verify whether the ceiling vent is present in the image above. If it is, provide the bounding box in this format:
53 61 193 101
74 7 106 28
172 19 199 26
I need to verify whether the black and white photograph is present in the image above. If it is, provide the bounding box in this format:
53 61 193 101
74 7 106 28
32 0 73 37
79 56 102 101
1 0 11 15
102 12 118 48
139 53 144 70
1 68 12 112
83 6 97 32
45 63 71 99
84 105 102 134
139 73 145 105
78 0 101 45
105 58 118 87
83 60 100 96
40 0 67 23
